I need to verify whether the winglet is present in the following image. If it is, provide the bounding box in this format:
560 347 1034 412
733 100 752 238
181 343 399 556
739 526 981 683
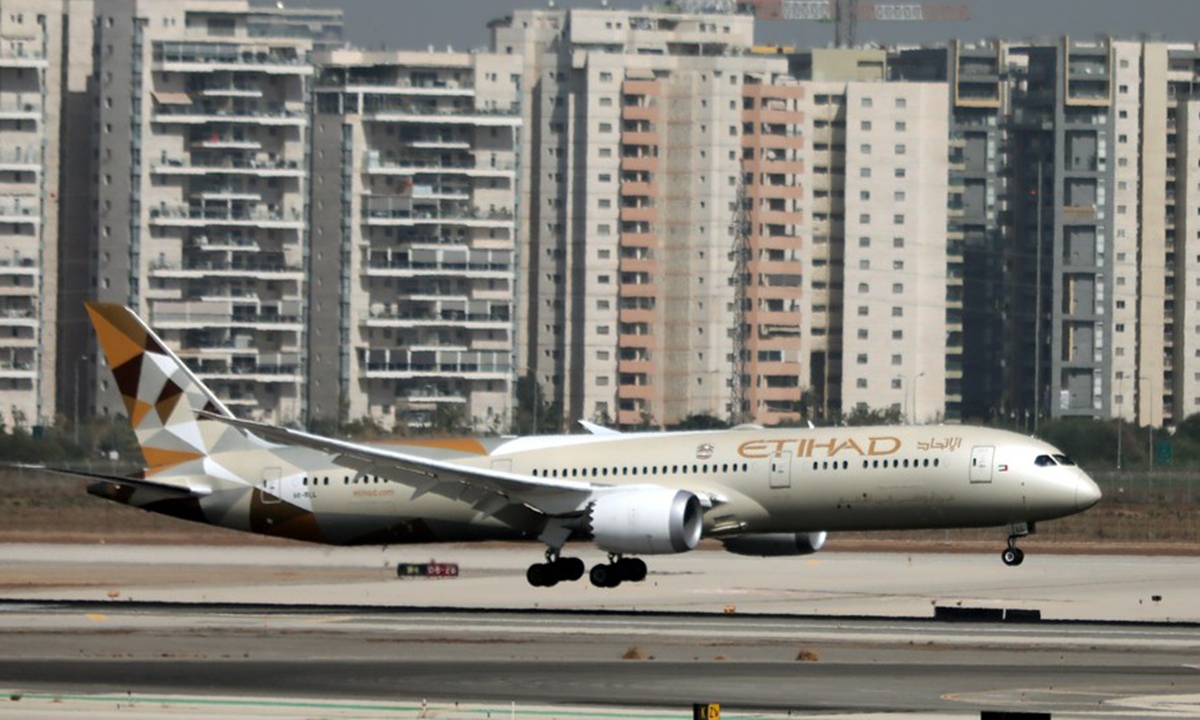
578 419 620 436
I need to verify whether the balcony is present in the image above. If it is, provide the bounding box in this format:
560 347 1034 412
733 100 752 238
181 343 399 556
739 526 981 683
0 47 47 68
363 104 520 127
361 196 514 228
0 147 39 174
149 204 305 230
361 307 511 330
0 100 39 121
149 260 304 280
0 198 40 224
152 104 307 127
365 250 511 278
151 155 304 178
153 42 313 75
363 154 516 178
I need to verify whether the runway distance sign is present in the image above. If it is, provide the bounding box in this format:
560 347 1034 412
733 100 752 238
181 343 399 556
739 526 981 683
396 561 460 579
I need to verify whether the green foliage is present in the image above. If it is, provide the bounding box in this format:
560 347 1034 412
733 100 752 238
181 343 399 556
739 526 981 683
669 412 730 430
0 414 139 466
843 404 904 427
513 374 561 434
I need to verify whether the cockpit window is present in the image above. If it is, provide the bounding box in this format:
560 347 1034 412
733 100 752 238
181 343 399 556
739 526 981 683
1053 454 1076 467
1034 455 1055 467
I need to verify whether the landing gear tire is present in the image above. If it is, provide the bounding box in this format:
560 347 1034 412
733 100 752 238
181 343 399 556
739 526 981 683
528 556 586 587
590 563 619 588
554 556 585 582
1001 547 1025 567
616 557 647 582
526 562 557 587
590 556 648 588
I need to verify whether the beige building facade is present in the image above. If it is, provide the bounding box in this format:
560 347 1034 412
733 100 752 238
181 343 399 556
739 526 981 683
308 49 522 432
494 8 805 429
800 69 950 423
92 0 339 424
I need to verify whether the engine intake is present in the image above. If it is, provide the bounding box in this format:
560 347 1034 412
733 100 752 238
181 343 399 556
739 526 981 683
721 531 827 557
587 488 703 555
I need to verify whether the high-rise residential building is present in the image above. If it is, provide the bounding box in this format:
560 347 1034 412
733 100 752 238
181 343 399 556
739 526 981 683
0 1 93 430
92 0 340 424
794 49 951 423
894 38 1193 429
492 8 806 429
309 49 522 432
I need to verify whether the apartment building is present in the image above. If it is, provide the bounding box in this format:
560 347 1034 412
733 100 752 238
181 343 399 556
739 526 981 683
492 8 805 429
309 49 522 432
92 0 340 424
796 49 951 423
0 1 93 430
894 38 1200 429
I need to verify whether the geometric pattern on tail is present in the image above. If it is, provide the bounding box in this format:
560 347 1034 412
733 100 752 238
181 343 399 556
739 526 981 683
85 302 250 477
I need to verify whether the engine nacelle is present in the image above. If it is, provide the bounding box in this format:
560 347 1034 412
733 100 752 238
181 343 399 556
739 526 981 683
587 488 703 555
721 531 827 557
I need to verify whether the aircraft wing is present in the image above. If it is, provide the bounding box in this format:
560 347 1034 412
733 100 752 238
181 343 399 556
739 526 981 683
200 412 599 519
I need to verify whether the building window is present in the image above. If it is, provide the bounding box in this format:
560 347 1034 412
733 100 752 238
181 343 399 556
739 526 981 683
892 283 903 293
856 378 868 388
856 353 868 364
895 144 906 155
862 97 873 108
893 214 905 224
860 143 872 154
892 306 903 317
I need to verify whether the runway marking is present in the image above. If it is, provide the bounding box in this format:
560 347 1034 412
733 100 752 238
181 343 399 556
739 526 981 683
0 692 783 720
84 613 106 622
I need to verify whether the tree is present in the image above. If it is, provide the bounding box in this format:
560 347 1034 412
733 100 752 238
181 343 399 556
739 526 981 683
669 412 730 430
843 404 903 426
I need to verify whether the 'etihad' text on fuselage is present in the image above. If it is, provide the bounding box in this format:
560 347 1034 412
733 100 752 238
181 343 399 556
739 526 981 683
738 436 902 459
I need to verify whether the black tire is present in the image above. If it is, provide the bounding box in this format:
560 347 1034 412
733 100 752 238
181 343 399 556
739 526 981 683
590 563 619 588
1011 548 1025 566
1001 548 1021 567
618 557 648 582
527 563 557 587
556 557 585 582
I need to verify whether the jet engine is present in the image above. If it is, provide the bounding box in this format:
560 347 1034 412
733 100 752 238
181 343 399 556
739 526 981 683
587 488 703 555
721 531 827 557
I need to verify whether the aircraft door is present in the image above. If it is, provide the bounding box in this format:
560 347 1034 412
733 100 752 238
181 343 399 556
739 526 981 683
259 467 282 504
969 446 994 484
769 451 792 489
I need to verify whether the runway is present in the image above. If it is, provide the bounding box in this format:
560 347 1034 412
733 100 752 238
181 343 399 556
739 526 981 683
3 544 1200 718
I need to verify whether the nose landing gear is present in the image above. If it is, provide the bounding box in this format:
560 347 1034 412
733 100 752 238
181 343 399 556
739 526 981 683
1000 522 1033 567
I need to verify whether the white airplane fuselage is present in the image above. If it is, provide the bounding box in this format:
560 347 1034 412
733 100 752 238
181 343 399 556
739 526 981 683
109 424 1098 548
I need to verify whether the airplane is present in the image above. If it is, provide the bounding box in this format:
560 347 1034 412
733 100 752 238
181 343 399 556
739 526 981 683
77 302 1102 588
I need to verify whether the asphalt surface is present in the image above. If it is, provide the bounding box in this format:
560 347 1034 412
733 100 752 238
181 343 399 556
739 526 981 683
3 545 1200 718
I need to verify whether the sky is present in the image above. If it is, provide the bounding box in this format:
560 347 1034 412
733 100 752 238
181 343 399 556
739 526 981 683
271 0 1200 53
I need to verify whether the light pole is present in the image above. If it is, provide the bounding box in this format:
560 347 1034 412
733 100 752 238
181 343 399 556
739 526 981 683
1115 376 1123 470
1140 375 1154 472
910 371 925 425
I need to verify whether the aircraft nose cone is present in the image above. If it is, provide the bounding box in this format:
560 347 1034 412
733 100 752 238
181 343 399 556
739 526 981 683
1076 474 1102 510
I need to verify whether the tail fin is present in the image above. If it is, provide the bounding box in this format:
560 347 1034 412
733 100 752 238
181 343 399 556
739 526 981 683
86 302 254 474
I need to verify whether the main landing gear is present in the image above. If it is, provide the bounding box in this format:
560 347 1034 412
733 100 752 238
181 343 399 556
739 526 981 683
588 555 647 589
1000 522 1033 567
525 551 649 588
526 550 585 587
